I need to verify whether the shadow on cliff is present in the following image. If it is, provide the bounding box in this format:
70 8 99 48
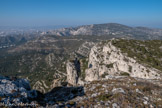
34 86 85 106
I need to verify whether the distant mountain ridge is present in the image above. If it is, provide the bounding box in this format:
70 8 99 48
47 23 162 40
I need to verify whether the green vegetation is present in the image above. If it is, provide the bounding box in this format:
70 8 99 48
128 65 132 72
98 93 113 101
0 34 119 92
106 63 114 68
112 39 162 72
80 58 88 80
101 73 109 78
120 72 130 76
1 35 162 94
0 51 67 92
146 69 150 73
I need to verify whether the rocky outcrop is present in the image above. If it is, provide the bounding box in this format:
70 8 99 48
85 39 161 81
33 80 49 93
0 75 85 107
0 76 38 106
66 58 84 86
76 41 95 57
66 59 80 86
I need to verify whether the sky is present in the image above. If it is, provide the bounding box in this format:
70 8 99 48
0 0 162 28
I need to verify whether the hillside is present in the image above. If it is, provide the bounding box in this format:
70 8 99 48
112 39 162 72
1 36 162 93
0 35 111 93
0 38 162 107
0 23 162 94
47 23 162 40
81 39 162 83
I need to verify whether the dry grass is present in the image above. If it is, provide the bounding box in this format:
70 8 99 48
76 77 162 107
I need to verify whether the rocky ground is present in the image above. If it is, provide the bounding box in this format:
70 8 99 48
0 76 162 108
0 76 39 107
41 76 162 108
72 76 162 108
1 38 162 108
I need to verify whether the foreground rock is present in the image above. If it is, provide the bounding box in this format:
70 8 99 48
0 76 84 107
0 75 162 107
0 76 39 107
43 76 162 108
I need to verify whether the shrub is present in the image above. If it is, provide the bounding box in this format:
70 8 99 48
129 65 132 72
146 69 150 73
112 39 162 73
120 72 130 76
106 63 114 68
142 86 151 93
101 73 109 78
98 93 113 101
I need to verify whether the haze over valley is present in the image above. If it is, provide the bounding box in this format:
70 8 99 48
0 0 162 107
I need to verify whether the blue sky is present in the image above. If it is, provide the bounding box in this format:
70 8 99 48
0 0 162 28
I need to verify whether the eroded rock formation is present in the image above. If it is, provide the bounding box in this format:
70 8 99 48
85 39 161 81
66 58 80 86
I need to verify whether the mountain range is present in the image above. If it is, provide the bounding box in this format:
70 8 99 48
47 23 162 40
0 23 162 107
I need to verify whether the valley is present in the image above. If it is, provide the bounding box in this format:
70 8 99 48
0 23 162 107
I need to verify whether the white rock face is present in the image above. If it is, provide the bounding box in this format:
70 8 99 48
66 60 79 86
49 25 94 36
0 76 38 105
0 76 30 95
85 40 161 81
70 26 92 35
66 59 85 86
76 41 95 57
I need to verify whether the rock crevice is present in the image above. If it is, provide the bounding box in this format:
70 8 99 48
66 58 81 86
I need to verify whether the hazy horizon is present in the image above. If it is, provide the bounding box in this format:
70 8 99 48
0 0 162 28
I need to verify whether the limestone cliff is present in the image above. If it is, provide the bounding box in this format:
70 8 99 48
66 58 85 86
85 39 161 81
66 59 80 85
